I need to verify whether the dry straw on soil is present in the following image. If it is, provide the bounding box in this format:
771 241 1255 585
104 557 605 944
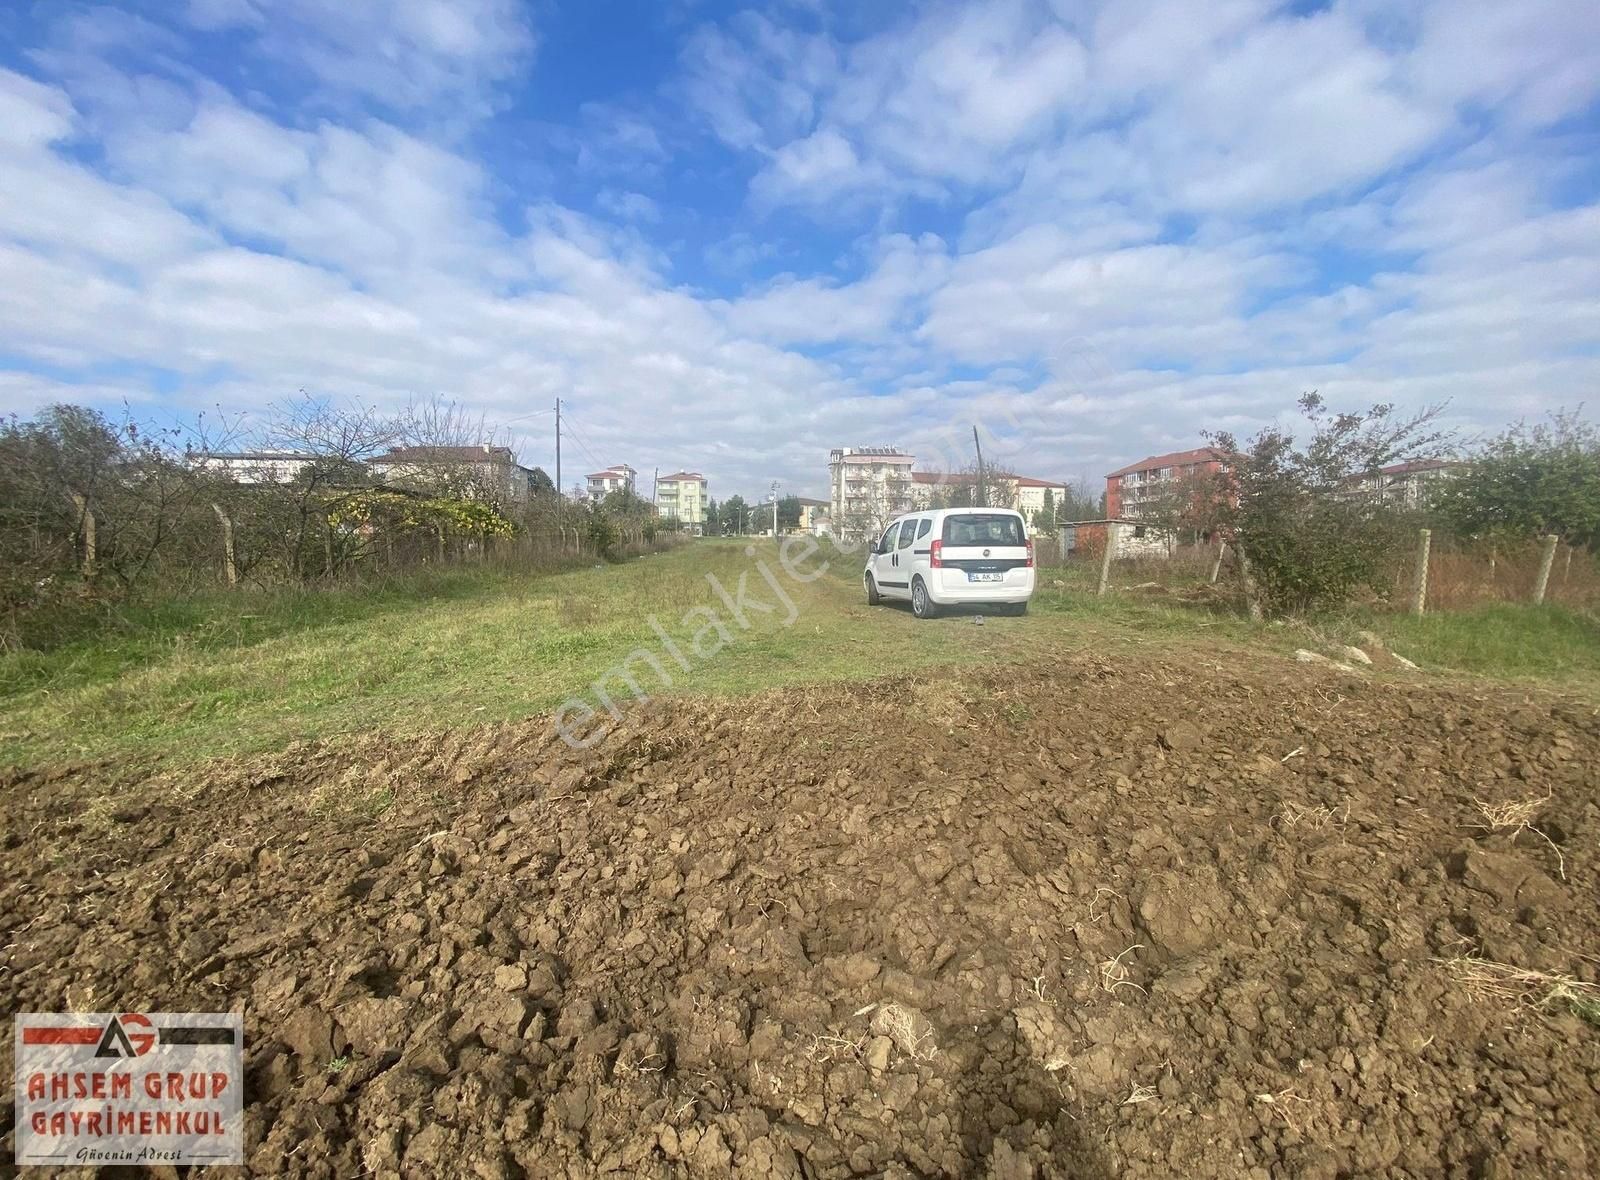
1438 956 1600 1026
1472 788 1567 880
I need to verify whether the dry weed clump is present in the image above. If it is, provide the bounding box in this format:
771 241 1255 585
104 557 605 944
1122 1083 1158 1106
870 1003 937 1061
1099 944 1147 996
1472 789 1566 880
804 1032 866 1065
1439 956 1600 1027
1274 800 1350 834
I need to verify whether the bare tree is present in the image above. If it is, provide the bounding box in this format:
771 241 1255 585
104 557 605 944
382 394 528 509
250 394 395 580
921 462 1019 510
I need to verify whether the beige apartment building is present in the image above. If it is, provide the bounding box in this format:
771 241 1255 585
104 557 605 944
656 471 708 533
828 447 915 539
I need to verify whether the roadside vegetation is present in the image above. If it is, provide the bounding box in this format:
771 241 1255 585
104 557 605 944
5 537 1598 771
3 394 1598 771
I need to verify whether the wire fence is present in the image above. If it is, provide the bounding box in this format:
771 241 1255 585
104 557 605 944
1037 529 1598 613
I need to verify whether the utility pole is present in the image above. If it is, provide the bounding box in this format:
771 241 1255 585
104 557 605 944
972 425 987 508
771 480 779 538
554 398 562 527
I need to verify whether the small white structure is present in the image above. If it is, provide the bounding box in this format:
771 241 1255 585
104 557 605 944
1060 518 1176 559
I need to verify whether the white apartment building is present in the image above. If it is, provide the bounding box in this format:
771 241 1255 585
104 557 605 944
1014 476 1069 522
586 464 637 499
1350 459 1463 508
907 471 1068 522
828 447 915 539
656 471 708 533
192 451 316 484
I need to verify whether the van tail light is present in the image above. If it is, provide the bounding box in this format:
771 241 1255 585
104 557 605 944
930 539 943 568
1025 539 1035 567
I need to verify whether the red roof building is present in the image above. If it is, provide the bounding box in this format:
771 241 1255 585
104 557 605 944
1104 447 1225 519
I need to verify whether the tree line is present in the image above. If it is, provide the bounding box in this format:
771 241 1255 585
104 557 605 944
0 396 670 647
1197 397 1599 615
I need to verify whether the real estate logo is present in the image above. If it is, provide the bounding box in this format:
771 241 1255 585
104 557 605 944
14 1012 243 1167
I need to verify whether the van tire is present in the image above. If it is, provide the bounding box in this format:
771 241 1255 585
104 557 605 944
1005 601 1029 616
910 577 937 619
865 573 881 605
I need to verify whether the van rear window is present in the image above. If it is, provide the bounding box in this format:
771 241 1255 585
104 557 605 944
942 514 1025 546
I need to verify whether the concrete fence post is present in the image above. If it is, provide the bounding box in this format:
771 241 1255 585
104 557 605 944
69 492 96 579
211 503 238 587
1411 528 1431 616
1209 541 1228 585
1532 534 1559 604
1237 544 1264 622
1096 523 1118 596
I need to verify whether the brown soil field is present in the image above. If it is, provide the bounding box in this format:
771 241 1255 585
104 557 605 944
3 653 1598 1178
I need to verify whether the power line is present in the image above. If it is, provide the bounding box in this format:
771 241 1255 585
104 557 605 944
559 414 611 475
562 425 605 473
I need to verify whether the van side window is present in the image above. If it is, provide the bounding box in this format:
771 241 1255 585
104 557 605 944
878 524 898 552
896 519 918 549
917 519 932 539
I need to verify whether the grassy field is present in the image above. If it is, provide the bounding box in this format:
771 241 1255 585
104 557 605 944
3 538 1597 769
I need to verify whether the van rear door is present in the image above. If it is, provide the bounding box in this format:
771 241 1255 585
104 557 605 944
939 513 1029 584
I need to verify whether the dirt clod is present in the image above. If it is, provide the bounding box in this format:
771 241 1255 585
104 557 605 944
4 652 1598 1177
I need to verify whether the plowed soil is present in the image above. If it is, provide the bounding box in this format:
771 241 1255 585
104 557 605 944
4 653 1598 1178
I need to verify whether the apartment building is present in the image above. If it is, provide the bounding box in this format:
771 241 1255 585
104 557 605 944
828 447 915 538
656 471 708 533
907 471 1069 521
369 444 538 503
1014 476 1068 521
794 497 830 534
586 464 637 499
192 451 317 484
1105 447 1225 519
1349 459 1462 508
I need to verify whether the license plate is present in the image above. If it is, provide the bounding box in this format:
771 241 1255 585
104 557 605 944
968 572 1004 583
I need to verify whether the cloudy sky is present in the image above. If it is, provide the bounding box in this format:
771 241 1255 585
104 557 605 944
1 0 1597 500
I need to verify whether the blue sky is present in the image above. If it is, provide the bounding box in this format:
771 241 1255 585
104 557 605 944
1 0 1597 501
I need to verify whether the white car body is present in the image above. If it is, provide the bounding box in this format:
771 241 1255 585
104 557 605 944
863 508 1036 618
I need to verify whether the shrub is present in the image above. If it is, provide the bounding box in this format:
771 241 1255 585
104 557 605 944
1209 394 1446 616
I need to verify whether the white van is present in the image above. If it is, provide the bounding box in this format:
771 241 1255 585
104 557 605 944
863 508 1035 618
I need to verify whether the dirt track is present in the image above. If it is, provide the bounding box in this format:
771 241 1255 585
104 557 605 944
3 653 1598 1178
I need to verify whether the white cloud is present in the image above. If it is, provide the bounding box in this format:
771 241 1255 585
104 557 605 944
0 1 1597 503
724 234 950 344
1399 0 1600 129
595 189 663 223
180 0 535 112
1125 9 1448 213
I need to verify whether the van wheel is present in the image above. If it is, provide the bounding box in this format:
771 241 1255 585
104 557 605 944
864 573 881 605
910 577 937 619
1005 601 1029 616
